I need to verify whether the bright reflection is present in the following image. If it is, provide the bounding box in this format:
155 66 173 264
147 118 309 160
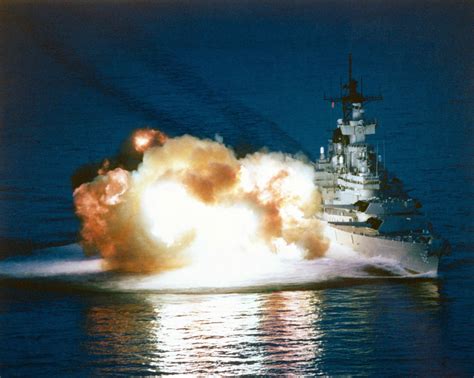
82 279 444 375
145 291 325 374
148 294 263 374
259 291 324 372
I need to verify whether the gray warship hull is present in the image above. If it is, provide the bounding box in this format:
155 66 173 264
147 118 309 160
324 222 439 273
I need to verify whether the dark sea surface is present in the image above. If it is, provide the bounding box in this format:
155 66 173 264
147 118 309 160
0 1 473 376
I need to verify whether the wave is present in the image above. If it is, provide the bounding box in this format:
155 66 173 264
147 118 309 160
7 6 308 156
6 11 187 132
0 243 436 295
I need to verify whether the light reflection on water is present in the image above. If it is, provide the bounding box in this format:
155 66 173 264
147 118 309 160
86 291 326 375
149 294 265 374
80 280 450 375
258 292 323 372
1 274 460 375
0 246 451 375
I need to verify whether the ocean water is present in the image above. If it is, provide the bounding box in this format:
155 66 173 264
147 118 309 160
0 1 473 376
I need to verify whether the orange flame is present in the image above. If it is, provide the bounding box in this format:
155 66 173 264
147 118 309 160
73 134 329 273
133 129 168 153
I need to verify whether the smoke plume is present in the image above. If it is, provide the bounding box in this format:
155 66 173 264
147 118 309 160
73 129 329 273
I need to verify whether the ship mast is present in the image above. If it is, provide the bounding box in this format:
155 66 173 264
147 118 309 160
325 53 382 122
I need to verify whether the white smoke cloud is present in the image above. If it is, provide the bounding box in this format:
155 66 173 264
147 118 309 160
73 131 329 274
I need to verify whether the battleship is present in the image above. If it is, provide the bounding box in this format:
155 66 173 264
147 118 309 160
314 55 449 273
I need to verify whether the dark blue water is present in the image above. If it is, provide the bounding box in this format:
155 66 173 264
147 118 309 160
0 1 473 375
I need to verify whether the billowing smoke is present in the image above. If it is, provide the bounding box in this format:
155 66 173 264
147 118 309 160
73 129 329 273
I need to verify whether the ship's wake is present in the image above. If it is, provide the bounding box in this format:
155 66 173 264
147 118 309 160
0 243 435 294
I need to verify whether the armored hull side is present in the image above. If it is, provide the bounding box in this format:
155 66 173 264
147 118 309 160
324 222 439 273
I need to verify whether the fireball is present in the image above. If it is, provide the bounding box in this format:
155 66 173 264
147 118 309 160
73 131 329 274
133 128 168 153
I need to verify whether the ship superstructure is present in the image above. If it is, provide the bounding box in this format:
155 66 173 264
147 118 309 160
315 55 449 273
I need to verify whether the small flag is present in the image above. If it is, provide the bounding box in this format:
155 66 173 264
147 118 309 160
331 101 335 109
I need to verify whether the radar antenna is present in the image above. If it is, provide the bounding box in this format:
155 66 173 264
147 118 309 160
324 53 383 121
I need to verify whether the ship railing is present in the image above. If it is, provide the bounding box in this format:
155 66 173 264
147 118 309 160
339 174 381 185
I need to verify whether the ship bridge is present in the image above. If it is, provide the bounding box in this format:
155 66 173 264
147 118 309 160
318 54 384 205
338 113 376 144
